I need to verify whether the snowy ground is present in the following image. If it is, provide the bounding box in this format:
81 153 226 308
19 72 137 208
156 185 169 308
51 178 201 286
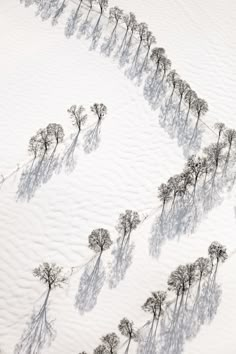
0 0 236 353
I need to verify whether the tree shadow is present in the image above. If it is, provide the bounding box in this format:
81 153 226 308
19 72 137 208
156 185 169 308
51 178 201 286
157 277 222 354
137 320 159 354
83 122 101 153
14 291 56 354
89 16 103 51
159 97 203 157
143 72 167 110
52 0 67 26
108 237 135 289
16 151 60 201
100 29 118 57
65 8 83 38
59 132 80 173
76 9 94 39
75 255 106 314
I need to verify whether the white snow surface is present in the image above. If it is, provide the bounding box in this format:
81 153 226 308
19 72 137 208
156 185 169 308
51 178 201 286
0 0 236 353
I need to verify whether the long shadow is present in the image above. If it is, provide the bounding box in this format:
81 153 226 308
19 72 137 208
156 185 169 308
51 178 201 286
16 151 60 201
15 291 56 354
137 320 159 354
59 132 80 173
157 276 221 354
108 237 134 289
143 71 168 110
83 121 102 153
65 8 82 38
89 15 103 51
75 255 106 314
101 29 118 57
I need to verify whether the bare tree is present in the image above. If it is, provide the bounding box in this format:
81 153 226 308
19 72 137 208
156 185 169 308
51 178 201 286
167 70 180 100
125 13 137 46
88 228 112 256
94 345 107 354
184 89 197 127
142 291 167 325
167 174 182 207
195 257 211 285
176 80 190 110
97 0 108 15
208 241 228 272
185 263 196 303
91 103 107 123
158 183 172 214
68 105 88 134
192 98 208 132
28 135 40 160
214 122 225 146
187 155 204 196
179 169 193 197
36 128 54 159
144 31 156 59
135 22 148 59
150 47 166 77
116 210 140 244
118 318 137 353
223 128 236 167
159 56 171 81
46 123 64 148
168 265 188 305
203 142 226 182
33 262 67 297
109 6 123 32
101 333 120 354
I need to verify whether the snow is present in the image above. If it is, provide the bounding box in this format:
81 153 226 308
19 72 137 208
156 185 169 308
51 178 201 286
0 0 236 353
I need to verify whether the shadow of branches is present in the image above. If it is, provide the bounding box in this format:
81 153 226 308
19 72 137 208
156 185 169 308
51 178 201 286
15 291 56 354
75 255 106 314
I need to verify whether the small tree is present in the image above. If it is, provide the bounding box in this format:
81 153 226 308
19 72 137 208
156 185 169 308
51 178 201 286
101 333 120 354
187 155 204 196
223 128 236 167
176 80 190 109
208 241 228 271
116 210 140 244
97 0 108 15
142 291 167 325
203 142 226 181
214 122 225 146
28 135 40 159
118 318 137 353
36 128 54 158
88 228 112 255
167 70 180 99
195 257 211 284
150 47 166 77
159 56 171 80
68 105 88 134
158 183 172 214
33 263 67 298
168 265 188 304
192 98 208 132
94 345 107 354
184 89 197 127
109 6 123 32
46 123 64 148
167 174 182 207
91 103 107 123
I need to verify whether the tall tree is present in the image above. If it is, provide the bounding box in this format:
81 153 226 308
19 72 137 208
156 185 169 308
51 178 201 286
68 105 88 134
91 103 107 123
192 98 208 132
101 333 120 354
142 291 167 325
109 6 123 32
184 89 197 127
118 318 137 354
88 228 112 256
208 241 228 272
195 257 211 285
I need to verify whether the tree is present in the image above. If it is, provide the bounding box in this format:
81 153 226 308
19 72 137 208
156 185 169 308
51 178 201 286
36 128 54 158
97 0 108 15
203 142 226 181
68 105 87 134
136 22 148 58
184 89 197 127
159 56 171 80
168 265 188 303
88 228 112 255
187 155 204 196
118 318 137 353
101 333 120 354
223 128 236 167
142 291 167 324
167 174 182 207
150 47 166 77
195 257 211 284
28 135 40 159
116 210 140 244
208 241 228 271
176 80 190 109
94 345 107 354
144 31 156 58
179 169 193 197
214 122 225 146
167 70 180 99
109 6 123 32
33 263 67 297
185 263 196 303
91 103 107 123
125 13 137 45
158 183 172 214
192 98 208 132
46 123 64 147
